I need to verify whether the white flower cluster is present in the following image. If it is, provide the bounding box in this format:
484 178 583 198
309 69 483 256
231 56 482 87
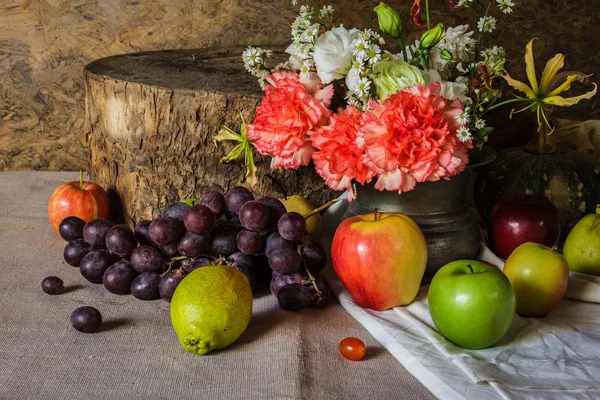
496 0 515 14
242 46 273 87
480 46 507 75
289 5 320 76
455 110 472 143
346 30 385 109
477 16 497 33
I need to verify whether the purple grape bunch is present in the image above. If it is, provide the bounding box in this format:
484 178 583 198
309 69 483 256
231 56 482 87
53 186 330 313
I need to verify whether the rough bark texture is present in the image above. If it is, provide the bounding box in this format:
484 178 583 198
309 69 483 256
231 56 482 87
84 48 336 224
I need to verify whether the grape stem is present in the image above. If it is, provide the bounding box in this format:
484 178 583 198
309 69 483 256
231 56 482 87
297 244 322 298
302 198 340 220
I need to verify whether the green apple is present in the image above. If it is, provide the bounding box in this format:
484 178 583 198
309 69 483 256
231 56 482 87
428 260 516 349
503 242 569 318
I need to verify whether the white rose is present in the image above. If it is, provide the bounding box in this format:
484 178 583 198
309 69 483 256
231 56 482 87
313 26 361 84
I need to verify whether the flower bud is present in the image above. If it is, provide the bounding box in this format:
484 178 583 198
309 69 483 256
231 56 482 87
374 3 402 39
440 49 453 61
419 23 444 50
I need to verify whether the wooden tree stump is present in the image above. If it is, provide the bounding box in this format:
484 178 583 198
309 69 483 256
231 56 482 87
84 48 336 224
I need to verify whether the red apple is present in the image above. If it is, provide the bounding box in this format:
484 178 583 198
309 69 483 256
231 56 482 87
331 211 427 311
488 194 560 260
48 173 110 236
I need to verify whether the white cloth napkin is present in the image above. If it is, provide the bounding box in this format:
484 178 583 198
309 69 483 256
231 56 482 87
319 194 600 400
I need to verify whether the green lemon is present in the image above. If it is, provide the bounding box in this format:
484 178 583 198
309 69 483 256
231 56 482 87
563 207 600 275
170 265 253 355
279 195 321 235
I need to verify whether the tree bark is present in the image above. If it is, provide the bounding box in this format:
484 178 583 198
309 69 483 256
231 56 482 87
84 48 336 225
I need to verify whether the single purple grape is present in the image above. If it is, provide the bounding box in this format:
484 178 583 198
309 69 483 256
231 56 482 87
210 224 239 256
200 191 226 218
130 245 165 273
83 218 114 247
79 249 119 284
149 217 184 246
130 272 161 300
183 204 216 234
277 284 312 311
238 201 269 231
70 306 102 333
278 212 306 241
158 269 188 302
236 229 263 255
300 239 328 274
224 186 254 215
105 225 137 257
103 259 137 294
269 248 302 274
64 239 93 267
162 202 189 221
59 216 85 242
160 243 180 258
182 257 212 273
41 276 64 295
265 232 293 256
269 272 304 297
177 231 210 258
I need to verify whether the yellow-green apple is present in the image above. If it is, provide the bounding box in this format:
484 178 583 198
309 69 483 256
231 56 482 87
428 260 516 349
563 206 600 275
48 172 110 236
331 211 427 311
503 242 569 317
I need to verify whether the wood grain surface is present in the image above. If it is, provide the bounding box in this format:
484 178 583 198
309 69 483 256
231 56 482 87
1 0 598 171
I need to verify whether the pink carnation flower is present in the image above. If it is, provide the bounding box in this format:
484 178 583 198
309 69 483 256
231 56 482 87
246 71 333 170
312 105 380 201
363 83 472 194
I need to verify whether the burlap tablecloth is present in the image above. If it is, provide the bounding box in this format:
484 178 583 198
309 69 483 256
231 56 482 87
0 171 435 400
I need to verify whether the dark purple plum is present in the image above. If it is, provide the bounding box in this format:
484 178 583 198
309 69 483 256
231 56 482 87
300 239 328 274
59 216 85 242
64 239 93 267
265 232 294 256
158 269 188 302
200 191 226 218
105 225 137 257
269 248 302 274
70 306 102 333
238 201 269 231
162 202 189 221
177 231 210 258
236 229 263 255
258 197 287 229
278 212 306 241
41 276 64 295
130 272 161 300
276 284 312 311
134 220 156 247
103 259 137 294
83 218 114 247
79 249 119 284
130 245 165 273
224 186 254 215
149 217 184 246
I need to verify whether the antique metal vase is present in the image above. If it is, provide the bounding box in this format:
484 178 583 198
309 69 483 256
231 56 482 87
343 146 497 278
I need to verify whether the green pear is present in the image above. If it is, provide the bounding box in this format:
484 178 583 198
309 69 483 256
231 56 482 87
563 206 600 275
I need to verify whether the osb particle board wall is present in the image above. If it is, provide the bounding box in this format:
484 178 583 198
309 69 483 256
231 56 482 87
1 0 598 171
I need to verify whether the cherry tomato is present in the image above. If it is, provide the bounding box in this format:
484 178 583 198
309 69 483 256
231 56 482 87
339 337 366 361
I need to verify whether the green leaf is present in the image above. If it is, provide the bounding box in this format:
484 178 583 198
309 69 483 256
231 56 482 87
220 142 246 163
181 198 200 206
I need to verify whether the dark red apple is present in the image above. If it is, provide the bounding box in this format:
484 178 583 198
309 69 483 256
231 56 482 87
488 194 560 259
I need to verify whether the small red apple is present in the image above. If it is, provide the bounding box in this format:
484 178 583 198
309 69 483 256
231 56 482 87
48 172 110 236
488 194 560 260
331 210 427 311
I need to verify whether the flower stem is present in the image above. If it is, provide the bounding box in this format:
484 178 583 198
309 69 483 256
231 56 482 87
397 37 409 63
425 0 431 30
302 198 339 220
